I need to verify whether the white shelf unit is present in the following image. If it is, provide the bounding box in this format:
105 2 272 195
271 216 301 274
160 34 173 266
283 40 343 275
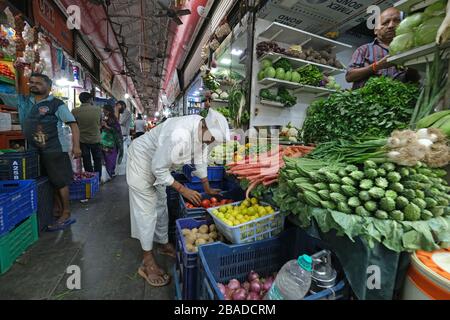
258 52 346 76
258 78 336 96
259 99 285 108
387 42 450 67
258 22 352 54
394 0 442 13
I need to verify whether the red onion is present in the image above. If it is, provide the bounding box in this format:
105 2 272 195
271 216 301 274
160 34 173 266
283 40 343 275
224 287 234 300
246 292 261 300
232 288 247 301
250 279 262 294
227 279 240 290
262 277 274 292
217 283 226 296
242 281 250 292
248 270 260 282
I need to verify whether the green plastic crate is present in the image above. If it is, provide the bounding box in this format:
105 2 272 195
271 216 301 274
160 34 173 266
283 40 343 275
0 213 38 274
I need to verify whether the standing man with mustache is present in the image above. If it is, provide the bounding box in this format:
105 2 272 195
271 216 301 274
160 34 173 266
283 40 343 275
18 73 82 231
346 7 420 89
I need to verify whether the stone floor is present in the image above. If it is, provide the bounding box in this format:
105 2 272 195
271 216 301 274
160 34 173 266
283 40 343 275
0 176 175 300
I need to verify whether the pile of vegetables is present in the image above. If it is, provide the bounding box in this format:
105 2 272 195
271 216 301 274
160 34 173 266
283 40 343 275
211 89 229 101
301 77 419 144
201 69 220 91
321 76 342 91
209 141 244 165
256 41 286 58
417 110 450 137
73 172 97 181
274 158 450 252
185 197 235 209
227 145 314 197
296 65 323 87
217 271 275 300
181 224 224 253
390 0 448 55
259 87 297 107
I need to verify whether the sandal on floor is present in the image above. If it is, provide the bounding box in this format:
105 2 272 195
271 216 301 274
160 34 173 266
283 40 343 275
138 266 171 287
46 218 77 232
157 247 176 259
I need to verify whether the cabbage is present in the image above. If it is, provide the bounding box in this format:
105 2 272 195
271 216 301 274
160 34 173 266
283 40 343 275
261 59 272 70
415 16 445 46
389 32 415 55
264 67 276 78
396 13 425 35
424 0 447 17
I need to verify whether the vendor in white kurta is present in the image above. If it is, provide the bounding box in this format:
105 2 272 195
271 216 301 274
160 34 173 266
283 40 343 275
127 109 230 287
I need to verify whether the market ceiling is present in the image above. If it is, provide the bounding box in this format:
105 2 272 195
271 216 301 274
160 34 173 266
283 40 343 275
59 0 184 112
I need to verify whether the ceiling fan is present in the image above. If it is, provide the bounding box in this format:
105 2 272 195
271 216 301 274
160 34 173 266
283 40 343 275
155 0 191 26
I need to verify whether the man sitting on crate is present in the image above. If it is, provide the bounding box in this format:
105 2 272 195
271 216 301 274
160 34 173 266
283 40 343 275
127 108 229 287
17 73 81 232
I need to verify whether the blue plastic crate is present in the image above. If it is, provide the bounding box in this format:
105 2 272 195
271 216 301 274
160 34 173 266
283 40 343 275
0 180 37 237
197 228 349 300
0 151 40 181
173 264 182 300
69 173 100 201
183 181 225 193
183 165 225 182
175 217 217 300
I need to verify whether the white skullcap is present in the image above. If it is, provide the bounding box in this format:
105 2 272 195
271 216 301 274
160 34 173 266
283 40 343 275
204 109 230 143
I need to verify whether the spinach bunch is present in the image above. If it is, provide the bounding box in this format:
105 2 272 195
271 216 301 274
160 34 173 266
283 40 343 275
302 77 419 144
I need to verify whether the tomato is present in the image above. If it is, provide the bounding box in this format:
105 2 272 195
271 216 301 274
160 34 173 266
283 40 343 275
210 197 218 204
220 199 227 205
201 199 211 208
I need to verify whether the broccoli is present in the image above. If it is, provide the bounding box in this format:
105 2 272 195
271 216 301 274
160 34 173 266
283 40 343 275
348 197 361 208
364 160 378 170
399 167 410 177
421 210 433 221
387 172 401 183
377 168 387 177
385 190 398 200
415 190 425 199
355 206 371 217
380 197 396 212
375 210 389 220
437 197 449 207
341 177 356 186
365 201 378 212
404 203 421 221
369 187 385 199
338 168 348 177
360 179 374 190
381 162 396 172
425 197 438 209
390 210 404 221
396 196 409 209
365 169 378 179
345 165 358 173
390 182 404 193
402 189 416 201
349 171 365 181
375 177 389 189
341 185 358 197
359 191 371 202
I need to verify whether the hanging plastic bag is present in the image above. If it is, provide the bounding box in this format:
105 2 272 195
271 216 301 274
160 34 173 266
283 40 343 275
101 165 111 184
396 12 425 35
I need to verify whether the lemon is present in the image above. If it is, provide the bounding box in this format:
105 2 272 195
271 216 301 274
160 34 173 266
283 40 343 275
219 206 227 213
250 198 258 205
217 212 224 219
236 214 244 220
212 209 219 215
242 200 250 207
258 207 266 215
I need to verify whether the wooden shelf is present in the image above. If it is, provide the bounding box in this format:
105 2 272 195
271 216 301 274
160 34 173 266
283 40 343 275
387 42 450 67
258 78 336 96
258 22 352 53
394 0 442 13
258 52 346 75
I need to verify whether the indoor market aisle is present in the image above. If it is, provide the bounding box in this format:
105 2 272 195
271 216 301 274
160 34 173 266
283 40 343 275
0 176 175 300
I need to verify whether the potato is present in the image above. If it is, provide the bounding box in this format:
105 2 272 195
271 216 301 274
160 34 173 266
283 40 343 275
209 224 216 232
207 238 214 243
186 243 196 252
209 232 218 240
192 246 198 253
195 238 207 246
185 234 196 245
182 229 191 236
199 225 209 234
191 228 198 234
198 233 210 241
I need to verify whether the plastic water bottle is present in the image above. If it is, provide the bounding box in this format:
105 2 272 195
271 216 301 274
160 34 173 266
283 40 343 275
265 254 313 300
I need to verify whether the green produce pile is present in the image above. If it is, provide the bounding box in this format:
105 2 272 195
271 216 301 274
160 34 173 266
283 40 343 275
302 77 419 144
274 158 450 252
259 87 297 107
390 0 447 55
417 110 450 137
296 65 323 87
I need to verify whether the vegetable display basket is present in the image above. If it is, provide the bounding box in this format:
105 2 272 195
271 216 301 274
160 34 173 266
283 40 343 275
183 165 225 182
197 227 348 300
175 217 216 300
69 173 100 201
0 180 37 237
206 201 285 244
0 150 40 181
0 214 38 274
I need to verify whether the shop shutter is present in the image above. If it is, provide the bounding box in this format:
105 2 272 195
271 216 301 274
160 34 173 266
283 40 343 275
75 34 95 70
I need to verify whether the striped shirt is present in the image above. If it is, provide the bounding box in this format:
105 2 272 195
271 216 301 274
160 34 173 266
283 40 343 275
347 38 406 89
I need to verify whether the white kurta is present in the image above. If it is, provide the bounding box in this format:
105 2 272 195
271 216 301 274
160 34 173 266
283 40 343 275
126 115 208 251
